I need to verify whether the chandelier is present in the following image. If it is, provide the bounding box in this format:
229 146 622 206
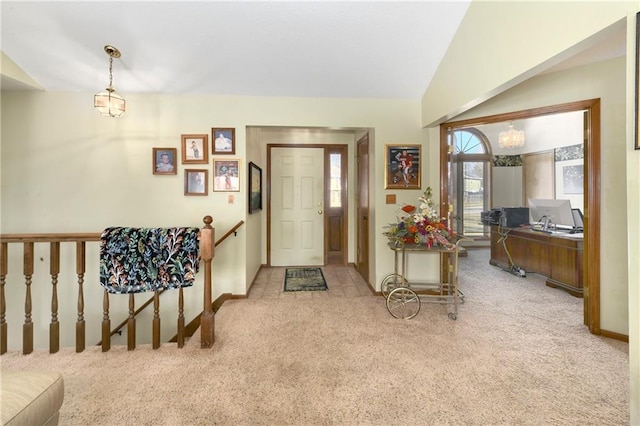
498 122 525 148
94 45 125 117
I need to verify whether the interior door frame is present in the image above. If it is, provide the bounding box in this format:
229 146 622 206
356 134 370 284
266 144 348 267
439 99 602 335
326 145 349 266
448 130 493 238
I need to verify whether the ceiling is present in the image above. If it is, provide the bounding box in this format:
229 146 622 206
0 1 472 99
0 1 627 100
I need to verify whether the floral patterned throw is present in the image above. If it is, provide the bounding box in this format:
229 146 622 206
100 227 200 294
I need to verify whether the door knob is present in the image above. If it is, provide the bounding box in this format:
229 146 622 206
318 210 323 214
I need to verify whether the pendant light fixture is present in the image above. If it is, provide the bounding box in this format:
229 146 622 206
498 121 525 148
94 45 125 117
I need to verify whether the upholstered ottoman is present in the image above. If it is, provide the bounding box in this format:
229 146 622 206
1 370 64 426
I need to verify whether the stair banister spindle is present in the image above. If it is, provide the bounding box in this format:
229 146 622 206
50 242 60 354
177 288 185 348
1 242 8 355
127 294 136 350
23 242 34 355
102 291 110 352
152 291 160 349
200 215 214 348
75 241 86 353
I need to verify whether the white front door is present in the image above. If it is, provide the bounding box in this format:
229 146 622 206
271 147 324 266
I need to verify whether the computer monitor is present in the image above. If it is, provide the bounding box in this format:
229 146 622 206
528 198 575 228
571 208 584 229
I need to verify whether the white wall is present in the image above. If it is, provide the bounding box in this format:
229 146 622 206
0 90 426 349
421 3 638 421
492 167 522 207
453 58 628 335
244 126 263 292
425 53 634 422
421 1 636 126
624 12 640 423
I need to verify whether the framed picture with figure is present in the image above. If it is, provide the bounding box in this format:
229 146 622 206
384 144 421 189
184 169 208 196
212 128 236 155
213 159 240 192
153 148 177 175
181 134 208 164
248 162 262 213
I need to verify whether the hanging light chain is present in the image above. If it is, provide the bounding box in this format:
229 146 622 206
107 56 114 92
104 44 121 93
94 44 125 117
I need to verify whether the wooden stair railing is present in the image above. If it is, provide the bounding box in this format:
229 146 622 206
96 289 166 349
0 234 101 355
0 216 218 355
100 220 245 348
168 220 245 343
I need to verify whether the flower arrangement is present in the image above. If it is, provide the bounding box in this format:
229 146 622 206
383 187 455 249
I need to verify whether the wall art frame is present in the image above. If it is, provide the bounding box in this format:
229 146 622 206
248 161 262 213
181 134 208 164
213 158 240 192
384 144 421 189
153 147 177 175
184 169 208 196
212 128 236 155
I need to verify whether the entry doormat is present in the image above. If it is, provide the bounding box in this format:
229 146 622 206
284 268 328 292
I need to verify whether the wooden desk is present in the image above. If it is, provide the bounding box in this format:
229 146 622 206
489 226 583 297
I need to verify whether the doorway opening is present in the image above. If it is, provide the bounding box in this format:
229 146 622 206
440 99 602 334
267 144 349 267
449 128 492 238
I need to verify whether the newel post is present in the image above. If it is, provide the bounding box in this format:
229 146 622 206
200 215 215 348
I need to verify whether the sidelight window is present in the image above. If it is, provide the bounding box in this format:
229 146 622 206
329 153 342 208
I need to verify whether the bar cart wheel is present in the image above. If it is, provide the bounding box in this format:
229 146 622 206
380 273 406 299
386 287 421 319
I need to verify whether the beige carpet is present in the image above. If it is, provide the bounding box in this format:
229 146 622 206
1 249 629 425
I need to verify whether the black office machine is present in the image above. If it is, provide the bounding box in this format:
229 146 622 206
480 209 501 226
499 207 530 228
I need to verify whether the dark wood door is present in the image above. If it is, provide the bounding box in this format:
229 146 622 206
356 134 370 283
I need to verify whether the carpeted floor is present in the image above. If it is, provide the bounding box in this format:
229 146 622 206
0 248 630 425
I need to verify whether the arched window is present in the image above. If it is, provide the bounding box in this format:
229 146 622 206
448 128 492 237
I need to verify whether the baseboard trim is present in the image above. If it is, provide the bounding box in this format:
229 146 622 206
599 329 629 342
247 264 267 296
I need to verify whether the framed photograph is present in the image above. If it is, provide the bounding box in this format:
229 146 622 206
213 159 240 192
248 162 262 213
561 164 584 195
212 128 236 155
181 134 208 164
385 144 421 189
153 148 177 175
184 169 208 196
555 158 584 196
